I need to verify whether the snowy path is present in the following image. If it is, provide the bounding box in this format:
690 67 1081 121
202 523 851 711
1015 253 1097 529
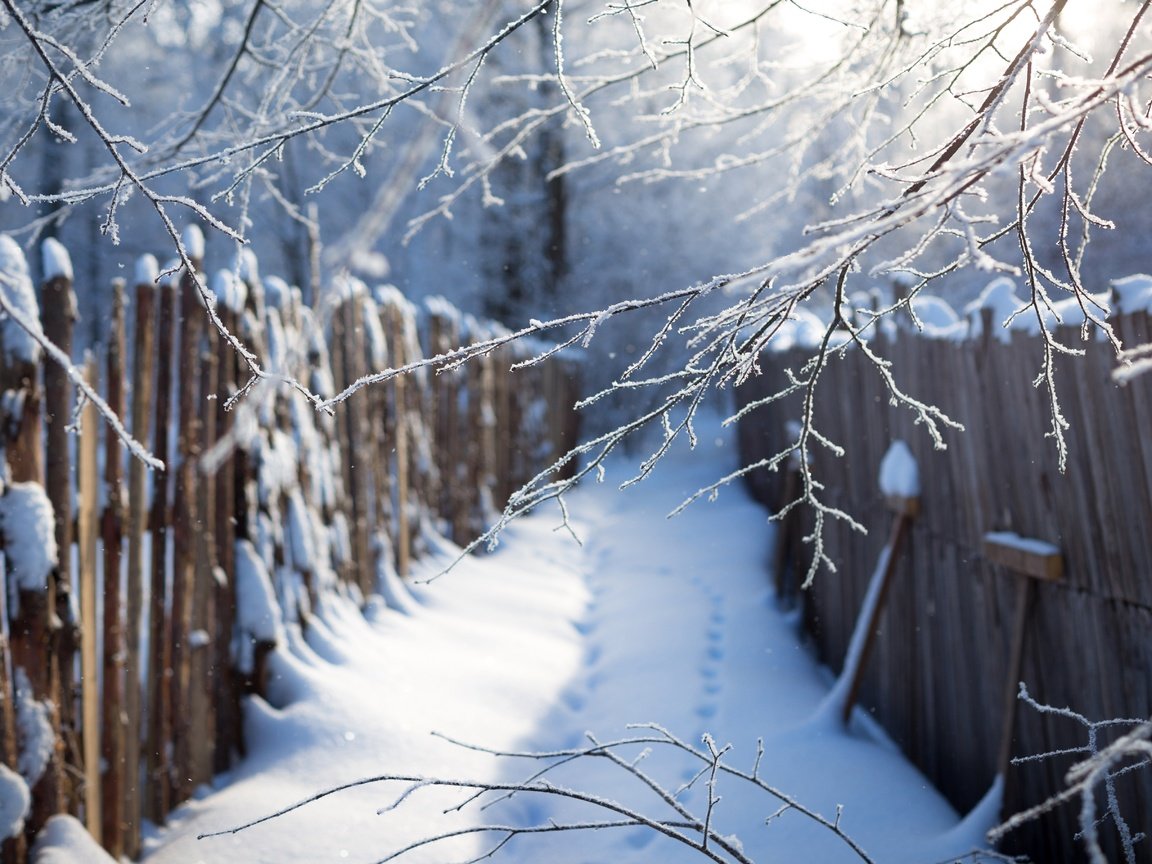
48 418 998 864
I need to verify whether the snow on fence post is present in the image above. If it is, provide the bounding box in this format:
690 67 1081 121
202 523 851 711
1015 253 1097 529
145 271 178 825
38 239 78 818
122 258 158 858
76 356 101 840
100 283 127 857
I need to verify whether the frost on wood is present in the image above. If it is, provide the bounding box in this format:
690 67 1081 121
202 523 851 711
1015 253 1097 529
13 668 54 787
233 539 285 674
0 482 59 612
0 235 42 366
878 440 919 499
0 763 29 841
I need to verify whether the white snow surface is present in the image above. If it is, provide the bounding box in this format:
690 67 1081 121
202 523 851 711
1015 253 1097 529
32 415 998 864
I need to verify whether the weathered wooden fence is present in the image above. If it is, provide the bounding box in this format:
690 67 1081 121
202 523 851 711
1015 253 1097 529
736 300 1152 862
0 235 580 861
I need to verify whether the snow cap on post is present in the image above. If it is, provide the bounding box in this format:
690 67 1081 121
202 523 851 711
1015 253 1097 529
212 269 247 313
879 440 920 499
182 224 205 263
135 254 159 288
0 481 59 601
0 234 43 366
263 275 290 311
40 237 72 282
879 439 920 517
964 277 1024 344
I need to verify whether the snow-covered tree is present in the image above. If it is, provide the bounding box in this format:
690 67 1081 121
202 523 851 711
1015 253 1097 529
1 0 1151 574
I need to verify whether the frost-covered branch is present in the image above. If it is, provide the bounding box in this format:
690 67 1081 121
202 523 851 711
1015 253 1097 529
200 724 875 863
991 684 1151 864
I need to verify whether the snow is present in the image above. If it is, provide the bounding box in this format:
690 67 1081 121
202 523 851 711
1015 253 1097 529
40 237 72 282
135 254 159 287
964 277 1024 343
0 234 43 365
104 413 1000 864
212 269 247 313
1111 274 1152 315
983 531 1060 557
263 275 290 310
0 482 59 601
14 669 54 787
233 539 286 674
182 224 205 261
0 762 29 840
878 439 920 499
31 815 118 863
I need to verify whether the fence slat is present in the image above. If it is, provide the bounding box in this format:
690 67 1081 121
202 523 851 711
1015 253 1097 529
100 283 127 856
77 357 100 838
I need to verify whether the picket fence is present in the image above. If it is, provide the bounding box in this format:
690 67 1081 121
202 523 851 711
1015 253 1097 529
736 301 1152 863
0 238 580 862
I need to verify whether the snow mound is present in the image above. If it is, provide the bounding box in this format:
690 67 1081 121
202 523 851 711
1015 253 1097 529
31 814 118 864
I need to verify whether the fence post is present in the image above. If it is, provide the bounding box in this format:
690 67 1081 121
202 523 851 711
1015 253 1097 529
76 356 101 839
99 282 127 856
212 303 238 776
839 491 919 726
40 266 77 817
983 532 1063 784
146 277 177 823
122 264 157 857
169 260 205 805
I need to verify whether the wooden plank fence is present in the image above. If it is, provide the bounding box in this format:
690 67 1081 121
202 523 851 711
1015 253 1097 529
0 237 580 860
736 302 1152 863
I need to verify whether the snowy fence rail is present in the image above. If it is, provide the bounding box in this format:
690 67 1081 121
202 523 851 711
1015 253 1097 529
736 300 1152 863
0 237 580 862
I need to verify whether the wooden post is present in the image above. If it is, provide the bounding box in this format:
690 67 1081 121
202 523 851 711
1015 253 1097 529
76 357 100 839
840 491 920 726
212 305 238 776
100 283 127 857
187 310 218 792
40 271 76 816
122 271 157 858
169 265 204 805
389 303 411 578
146 279 177 823
983 532 1063 781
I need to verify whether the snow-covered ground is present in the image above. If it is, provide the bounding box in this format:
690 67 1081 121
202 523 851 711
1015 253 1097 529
37 416 997 864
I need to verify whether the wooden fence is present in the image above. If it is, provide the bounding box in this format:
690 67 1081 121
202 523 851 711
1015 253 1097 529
0 238 580 861
736 304 1152 862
